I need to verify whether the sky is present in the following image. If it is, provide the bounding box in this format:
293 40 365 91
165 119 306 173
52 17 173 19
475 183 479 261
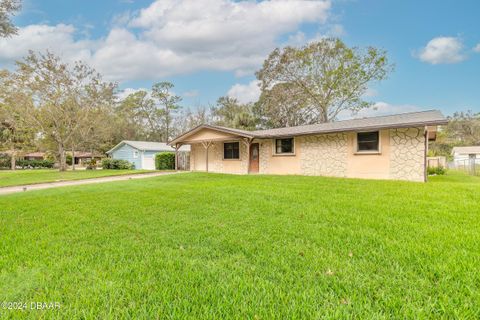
1 0 480 118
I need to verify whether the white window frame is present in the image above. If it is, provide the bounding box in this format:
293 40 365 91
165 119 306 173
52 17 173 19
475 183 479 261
133 150 139 158
272 137 295 156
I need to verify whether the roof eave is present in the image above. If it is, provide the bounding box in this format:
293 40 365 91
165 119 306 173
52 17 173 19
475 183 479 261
169 124 254 145
253 120 449 138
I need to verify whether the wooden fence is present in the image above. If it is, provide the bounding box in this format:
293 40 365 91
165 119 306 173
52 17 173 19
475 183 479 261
177 152 190 171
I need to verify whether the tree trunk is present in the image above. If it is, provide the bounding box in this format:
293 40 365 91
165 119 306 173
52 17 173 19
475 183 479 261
58 143 67 171
10 147 16 171
71 146 76 171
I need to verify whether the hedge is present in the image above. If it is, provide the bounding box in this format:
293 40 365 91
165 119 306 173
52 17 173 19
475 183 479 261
101 158 134 170
155 152 175 170
427 166 447 175
14 159 55 169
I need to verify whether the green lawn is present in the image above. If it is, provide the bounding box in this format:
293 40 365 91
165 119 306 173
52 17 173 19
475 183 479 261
0 169 154 188
0 172 479 318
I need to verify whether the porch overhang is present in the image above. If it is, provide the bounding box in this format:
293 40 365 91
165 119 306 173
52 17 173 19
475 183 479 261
168 124 255 146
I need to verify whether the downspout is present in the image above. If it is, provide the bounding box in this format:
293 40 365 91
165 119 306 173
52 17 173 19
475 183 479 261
424 126 428 182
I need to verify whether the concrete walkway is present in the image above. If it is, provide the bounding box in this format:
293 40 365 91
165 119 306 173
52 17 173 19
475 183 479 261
0 171 179 196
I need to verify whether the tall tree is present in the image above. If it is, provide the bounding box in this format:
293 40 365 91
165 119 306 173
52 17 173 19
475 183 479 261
0 0 20 37
445 111 480 145
428 111 480 160
211 96 257 130
117 90 161 141
256 38 393 124
0 69 34 169
151 82 182 142
14 51 116 171
254 82 315 129
174 105 212 135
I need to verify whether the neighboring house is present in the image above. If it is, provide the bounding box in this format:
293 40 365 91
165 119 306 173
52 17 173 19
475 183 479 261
106 140 191 170
451 146 480 167
24 152 46 161
169 110 448 182
69 152 103 166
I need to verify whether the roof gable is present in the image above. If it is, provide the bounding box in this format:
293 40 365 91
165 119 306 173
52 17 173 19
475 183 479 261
169 124 254 145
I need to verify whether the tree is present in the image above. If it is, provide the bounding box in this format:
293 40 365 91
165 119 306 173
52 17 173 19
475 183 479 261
174 105 212 135
13 51 117 171
211 96 257 130
254 82 315 129
117 90 162 141
428 111 480 160
0 69 34 169
151 82 182 142
256 38 393 124
0 0 20 37
445 111 480 145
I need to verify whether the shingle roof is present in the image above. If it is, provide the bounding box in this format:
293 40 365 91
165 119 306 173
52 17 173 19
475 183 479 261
169 110 448 144
24 152 46 157
251 110 448 138
451 146 480 155
107 140 190 154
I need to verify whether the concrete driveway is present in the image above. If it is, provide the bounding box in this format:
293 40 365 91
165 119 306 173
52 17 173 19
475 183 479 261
0 171 179 196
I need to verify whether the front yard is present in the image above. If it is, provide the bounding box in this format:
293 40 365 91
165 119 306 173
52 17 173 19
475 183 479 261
0 169 154 188
0 172 479 318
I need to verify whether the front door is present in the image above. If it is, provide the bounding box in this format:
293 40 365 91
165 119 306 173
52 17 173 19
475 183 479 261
249 143 259 173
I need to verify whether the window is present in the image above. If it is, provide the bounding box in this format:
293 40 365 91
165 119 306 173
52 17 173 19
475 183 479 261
224 142 240 159
275 138 294 154
133 151 139 158
357 131 379 152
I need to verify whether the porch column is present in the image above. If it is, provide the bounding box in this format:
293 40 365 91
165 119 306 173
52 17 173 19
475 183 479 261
174 144 178 171
201 141 213 172
242 138 253 173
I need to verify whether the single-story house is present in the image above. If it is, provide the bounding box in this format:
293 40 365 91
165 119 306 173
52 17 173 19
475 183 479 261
106 140 190 170
451 146 480 167
68 152 103 166
169 110 448 182
24 152 46 161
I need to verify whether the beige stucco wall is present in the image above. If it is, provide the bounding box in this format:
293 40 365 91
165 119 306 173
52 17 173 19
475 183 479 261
190 141 248 174
187 127 426 182
345 130 391 180
258 138 302 174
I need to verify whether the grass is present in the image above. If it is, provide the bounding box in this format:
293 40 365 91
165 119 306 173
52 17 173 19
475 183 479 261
0 169 155 188
0 171 479 319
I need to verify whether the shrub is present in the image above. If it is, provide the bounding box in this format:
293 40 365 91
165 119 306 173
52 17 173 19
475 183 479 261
0 156 10 169
101 158 134 170
86 159 97 170
66 154 73 165
427 166 446 175
155 152 175 170
16 159 54 169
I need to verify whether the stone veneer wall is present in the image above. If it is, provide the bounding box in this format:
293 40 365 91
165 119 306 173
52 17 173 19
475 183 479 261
389 127 425 182
300 133 348 177
259 140 271 174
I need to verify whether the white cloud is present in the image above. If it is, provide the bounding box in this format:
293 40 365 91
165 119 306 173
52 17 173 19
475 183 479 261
474 43 480 53
417 36 466 64
227 80 261 104
0 24 94 66
0 0 332 82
